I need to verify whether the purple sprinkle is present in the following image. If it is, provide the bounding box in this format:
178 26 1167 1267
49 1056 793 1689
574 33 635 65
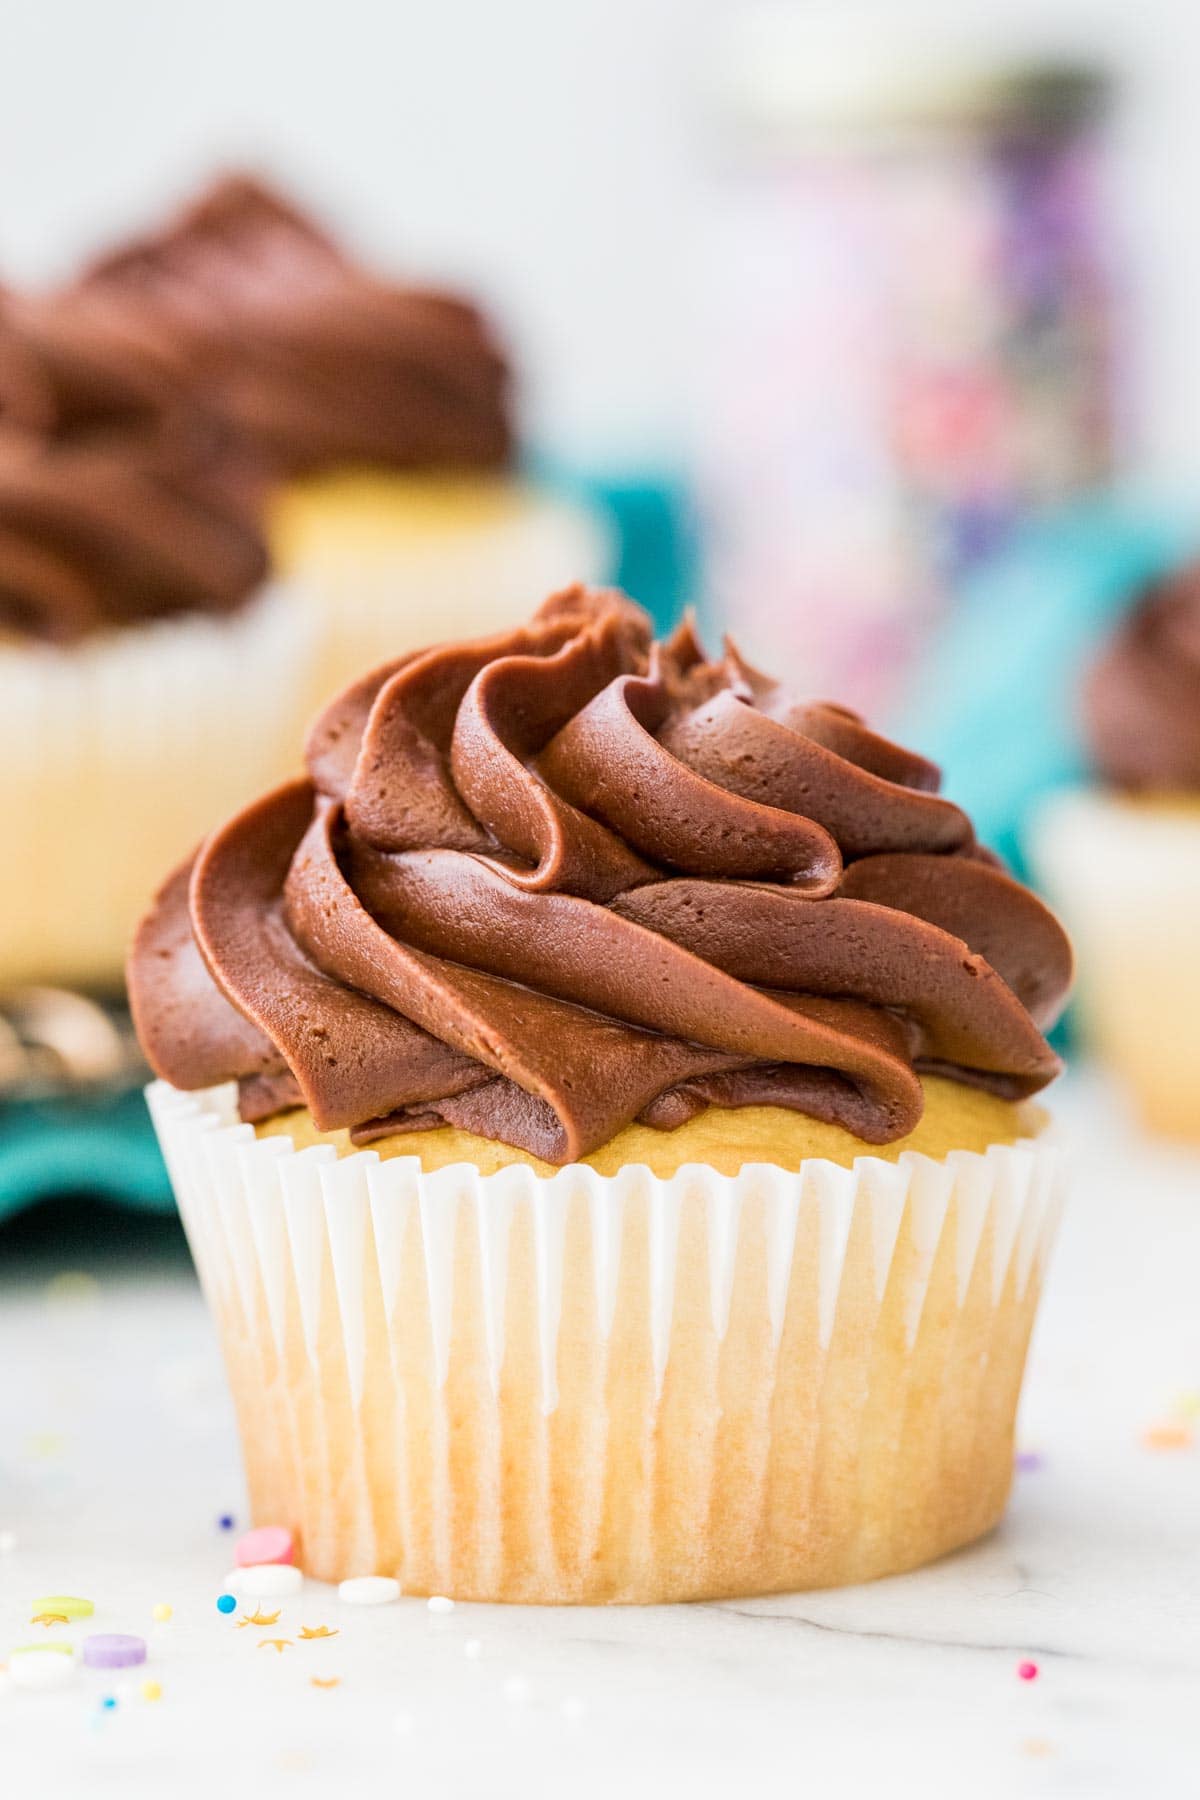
218 1514 235 1532
1015 1450 1044 1473
83 1634 147 1670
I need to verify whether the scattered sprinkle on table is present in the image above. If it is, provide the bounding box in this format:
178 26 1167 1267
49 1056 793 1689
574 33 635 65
1017 1660 1039 1682
298 1625 338 1639
84 1634 147 1670
237 1608 281 1629
152 1603 172 1624
30 1613 69 1628
32 1594 93 1619
99 1695 117 1711
311 1676 341 1689
216 1593 237 1615
258 1639 292 1654
338 1576 400 1606
1022 1738 1055 1758
427 1595 454 1615
1015 1450 1044 1473
218 1514 236 1531
1142 1420 1193 1451
1174 1391 1200 1418
227 1563 303 1599
235 1525 294 1568
141 1680 162 1702
9 1645 75 1690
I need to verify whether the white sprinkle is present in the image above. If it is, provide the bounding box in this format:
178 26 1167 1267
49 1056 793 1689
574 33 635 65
393 1710 414 1737
0 1530 16 1554
503 1675 531 1704
562 1696 586 1723
226 1563 303 1599
427 1594 454 1615
463 1637 483 1660
10 1649 76 1691
339 1575 401 1607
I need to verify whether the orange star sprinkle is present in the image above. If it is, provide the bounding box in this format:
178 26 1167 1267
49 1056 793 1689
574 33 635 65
258 1638 292 1654
297 1625 339 1640
237 1609 282 1628
310 1677 341 1689
30 1614 69 1628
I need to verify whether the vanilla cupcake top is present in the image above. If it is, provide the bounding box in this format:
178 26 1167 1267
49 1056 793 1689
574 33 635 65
1084 563 1200 792
78 174 513 478
0 289 268 642
130 588 1072 1163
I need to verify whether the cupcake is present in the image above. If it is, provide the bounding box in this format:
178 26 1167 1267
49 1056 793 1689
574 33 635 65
130 587 1072 1602
1030 564 1200 1138
79 175 610 701
0 288 308 989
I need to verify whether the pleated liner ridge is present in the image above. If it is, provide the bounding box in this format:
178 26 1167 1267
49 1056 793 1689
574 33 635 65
149 1080 1065 1604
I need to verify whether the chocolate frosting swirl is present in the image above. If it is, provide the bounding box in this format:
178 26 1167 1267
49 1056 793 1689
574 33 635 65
79 175 513 477
1084 564 1200 791
130 589 1071 1162
0 289 268 642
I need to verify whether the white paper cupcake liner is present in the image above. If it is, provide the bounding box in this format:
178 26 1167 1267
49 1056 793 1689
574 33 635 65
1029 788 1200 1137
149 1079 1065 1603
1 586 312 988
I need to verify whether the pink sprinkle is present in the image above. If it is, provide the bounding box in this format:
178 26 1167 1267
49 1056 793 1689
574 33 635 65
1017 1661 1039 1682
235 1525 295 1568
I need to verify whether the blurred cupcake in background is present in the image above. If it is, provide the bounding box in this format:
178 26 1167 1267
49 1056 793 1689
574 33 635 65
0 286 307 990
1030 565 1200 1139
79 175 610 700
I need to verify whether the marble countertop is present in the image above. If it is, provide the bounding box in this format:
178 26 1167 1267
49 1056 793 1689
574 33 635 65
1 1068 1197 1799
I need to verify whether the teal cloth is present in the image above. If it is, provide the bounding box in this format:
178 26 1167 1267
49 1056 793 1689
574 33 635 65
892 498 1195 877
0 474 696 1225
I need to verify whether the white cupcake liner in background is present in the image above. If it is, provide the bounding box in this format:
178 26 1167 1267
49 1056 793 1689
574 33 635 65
1 585 312 989
1029 787 1200 1138
281 486 614 705
149 1080 1065 1603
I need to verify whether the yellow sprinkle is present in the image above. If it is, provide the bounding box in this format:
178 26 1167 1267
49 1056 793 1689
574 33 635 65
1022 1738 1055 1758
237 1608 281 1629
298 1625 339 1640
258 1638 292 1654
152 1603 172 1624
1172 1391 1200 1419
32 1594 93 1620
30 1614 69 1628
311 1676 341 1689
141 1679 162 1702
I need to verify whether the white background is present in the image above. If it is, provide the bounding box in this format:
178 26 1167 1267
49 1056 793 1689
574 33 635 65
3 0 1200 492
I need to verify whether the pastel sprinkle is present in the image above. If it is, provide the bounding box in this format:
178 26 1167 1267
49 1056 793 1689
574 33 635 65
1017 1660 1039 1682
32 1594 93 1620
1173 1391 1200 1418
9 1645 75 1690
216 1594 237 1615
152 1603 172 1624
1015 1450 1043 1473
12 1641 73 1657
100 1695 117 1711
218 1514 236 1531
338 1576 400 1607
235 1525 294 1568
427 1594 454 1615
83 1634 147 1670
1143 1420 1193 1451
227 1563 303 1600
141 1680 162 1702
